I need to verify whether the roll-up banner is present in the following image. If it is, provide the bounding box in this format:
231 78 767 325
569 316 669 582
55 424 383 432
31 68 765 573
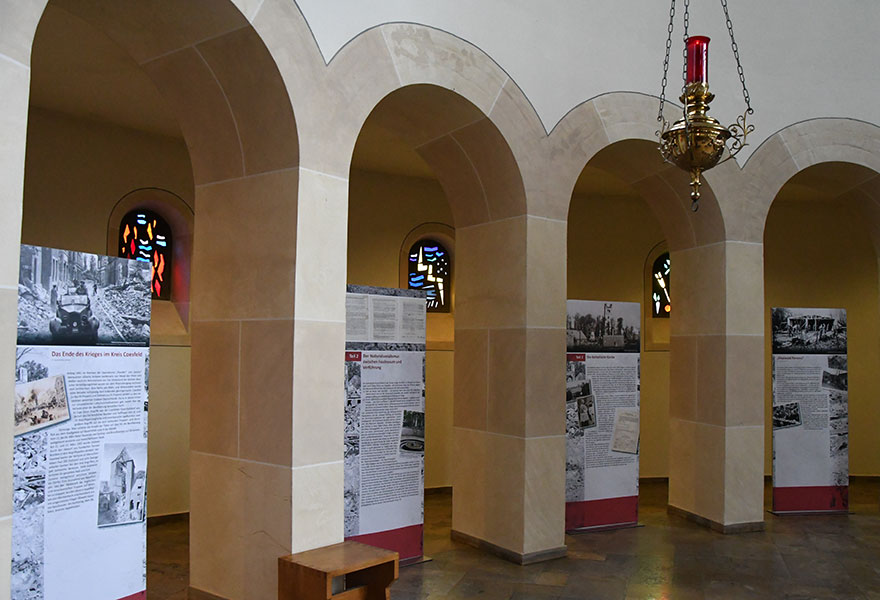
565 300 641 532
343 285 426 563
771 307 849 514
13 245 151 600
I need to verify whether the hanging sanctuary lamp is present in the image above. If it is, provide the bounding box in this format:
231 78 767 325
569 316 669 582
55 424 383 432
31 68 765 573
657 0 754 211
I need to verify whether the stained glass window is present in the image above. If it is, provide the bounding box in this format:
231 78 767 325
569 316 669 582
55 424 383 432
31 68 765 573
407 239 450 312
651 252 670 318
119 209 172 300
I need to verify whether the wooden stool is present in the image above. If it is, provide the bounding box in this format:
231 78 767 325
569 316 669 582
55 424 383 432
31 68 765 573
278 541 399 600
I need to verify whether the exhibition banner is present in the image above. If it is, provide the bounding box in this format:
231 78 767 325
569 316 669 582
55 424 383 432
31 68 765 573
13 245 151 600
344 285 426 563
771 307 849 513
565 300 641 531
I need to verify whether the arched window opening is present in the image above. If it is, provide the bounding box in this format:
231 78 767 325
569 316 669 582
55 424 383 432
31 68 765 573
407 239 451 313
118 209 172 300
651 251 670 318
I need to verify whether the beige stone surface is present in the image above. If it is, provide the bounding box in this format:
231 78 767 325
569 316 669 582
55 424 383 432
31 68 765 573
524 328 565 437
0 59 28 288
668 418 725 525
451 427 526 553
525 217 567 328
192 169 297 321
724 335 765 427
143 47 244 185
240 459 293 599
0 516 10 600
294 169 346 323
291 319 344 467
0 1 46 66
53 0 248 65
453 328 488 430
189 451 246 599
196 26 299 176
723 426 764 525
190 320 239 457
455 219 527 330
291 461 343 552
592 93 662 150
452 118 527 221
382 24 507 117
724 242 764 336
487 328 526 437
668 335 697 421
417 135 491 228
695 335 726 427
672 243 725 336
240 319 293 467
190 451 292 600
0 291 12 519
295 27 398 177
523 435 565 554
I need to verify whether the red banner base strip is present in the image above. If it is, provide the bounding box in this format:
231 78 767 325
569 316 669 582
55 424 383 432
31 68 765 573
565 496 638 532
347 524 423 563
773 485 849 513
118 591 146 600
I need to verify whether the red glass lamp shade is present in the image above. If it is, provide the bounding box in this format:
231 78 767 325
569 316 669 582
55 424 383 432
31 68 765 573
686 36 710 84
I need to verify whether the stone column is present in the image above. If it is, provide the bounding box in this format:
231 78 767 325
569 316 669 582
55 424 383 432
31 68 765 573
451 214 568 562
668 240 765 531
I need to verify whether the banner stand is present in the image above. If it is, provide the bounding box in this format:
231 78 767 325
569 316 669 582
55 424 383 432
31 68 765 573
771 307 849 515
564 300 641 533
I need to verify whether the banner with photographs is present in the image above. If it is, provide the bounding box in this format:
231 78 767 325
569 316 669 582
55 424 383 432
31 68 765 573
344 285 426 563
771 307 848 513
13 245 150 600
565 300 641 531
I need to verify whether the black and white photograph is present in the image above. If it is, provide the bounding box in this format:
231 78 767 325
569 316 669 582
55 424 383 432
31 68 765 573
770 307 847 355
17 245 151 347
567 300 640 353
14 374 71 437
343 436 360 537
827 355 847 370
566 361 586 384
772 402 803 430
565 398 581 437
830 433 849 458
398 409 425 458
12 431 47 600
829 391 848 419
97 442 147 527
577 392 597 429
565 435 585 503
821 369 848 392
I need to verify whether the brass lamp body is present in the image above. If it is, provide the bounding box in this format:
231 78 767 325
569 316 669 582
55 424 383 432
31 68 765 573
660 82 731 210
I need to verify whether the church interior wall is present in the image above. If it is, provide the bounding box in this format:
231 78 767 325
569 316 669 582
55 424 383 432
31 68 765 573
20 105 194 516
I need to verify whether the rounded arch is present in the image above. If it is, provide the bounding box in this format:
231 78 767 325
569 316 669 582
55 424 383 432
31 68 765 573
318 22 545 214
552 92 727 250
745 118 880 238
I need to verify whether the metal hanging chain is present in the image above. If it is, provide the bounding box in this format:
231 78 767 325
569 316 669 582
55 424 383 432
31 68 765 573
720 0 753 114
657 0 676 123
681 0 690 96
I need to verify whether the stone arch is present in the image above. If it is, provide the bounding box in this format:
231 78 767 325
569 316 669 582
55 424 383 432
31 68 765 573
10 1 311 598
551 92 727 251
743 118 880 240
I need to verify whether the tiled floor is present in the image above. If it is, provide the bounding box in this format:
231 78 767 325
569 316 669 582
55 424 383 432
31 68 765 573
147 479 880 599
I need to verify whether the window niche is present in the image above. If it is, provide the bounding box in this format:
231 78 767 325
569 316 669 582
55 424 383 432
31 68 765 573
644 243 670 350
399 223 454 347
118 209 173 300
